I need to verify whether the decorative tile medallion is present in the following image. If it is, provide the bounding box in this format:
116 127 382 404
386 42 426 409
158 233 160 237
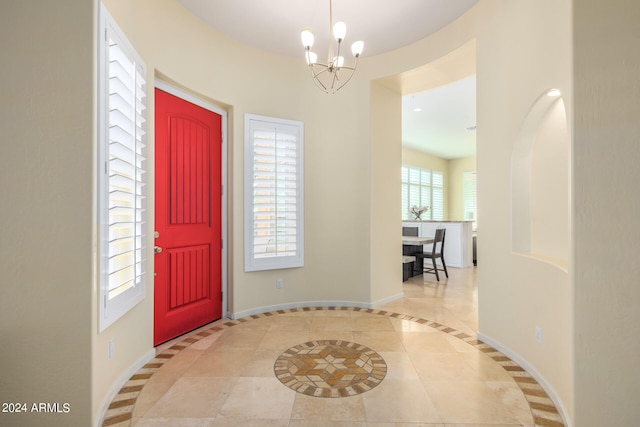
102 307 565 426
274 340 387 398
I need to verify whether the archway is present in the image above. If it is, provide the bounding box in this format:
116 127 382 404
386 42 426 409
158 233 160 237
511 90 569 267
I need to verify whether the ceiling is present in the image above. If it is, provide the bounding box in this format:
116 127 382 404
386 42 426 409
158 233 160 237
177 0 478 159
402 76 476 159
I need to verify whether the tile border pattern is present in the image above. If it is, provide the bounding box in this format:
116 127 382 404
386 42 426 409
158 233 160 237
274 339 387 397
102 306 565 427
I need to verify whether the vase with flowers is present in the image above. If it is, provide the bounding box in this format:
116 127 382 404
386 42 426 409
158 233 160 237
410 205 429 220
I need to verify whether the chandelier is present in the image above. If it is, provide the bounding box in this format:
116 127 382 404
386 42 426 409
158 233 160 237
300 0 364 94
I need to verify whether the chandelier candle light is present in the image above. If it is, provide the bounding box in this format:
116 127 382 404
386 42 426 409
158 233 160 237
301 0 364 93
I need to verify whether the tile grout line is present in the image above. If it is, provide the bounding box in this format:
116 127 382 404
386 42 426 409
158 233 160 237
101 306 565 427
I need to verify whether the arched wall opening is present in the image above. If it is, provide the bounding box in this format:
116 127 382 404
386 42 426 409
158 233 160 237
368 38 477 305
511 91 569 269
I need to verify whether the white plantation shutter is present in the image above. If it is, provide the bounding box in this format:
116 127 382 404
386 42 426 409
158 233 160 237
99 4 147 331
463 171 477 231
401 165 443 220
409 168 422 216
401 167 409 218
431 171 444 220
245 115 304 271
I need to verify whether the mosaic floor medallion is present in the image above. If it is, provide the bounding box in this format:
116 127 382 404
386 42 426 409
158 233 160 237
274 340 387 398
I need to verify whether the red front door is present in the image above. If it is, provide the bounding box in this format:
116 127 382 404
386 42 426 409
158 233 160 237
154 88 222 345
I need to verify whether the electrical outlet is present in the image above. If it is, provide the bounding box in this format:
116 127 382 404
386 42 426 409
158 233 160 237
108 338 115 358
535 326 542 344
276 279 283 289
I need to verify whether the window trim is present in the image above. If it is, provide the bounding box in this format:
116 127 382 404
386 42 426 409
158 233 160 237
244 114 304 272
98 3 147 331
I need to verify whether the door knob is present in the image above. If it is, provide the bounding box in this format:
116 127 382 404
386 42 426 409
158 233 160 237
154 246 163 254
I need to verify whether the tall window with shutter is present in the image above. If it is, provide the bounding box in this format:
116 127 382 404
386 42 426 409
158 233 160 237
463 171 477 231
98 4 147 331
244 114 304 271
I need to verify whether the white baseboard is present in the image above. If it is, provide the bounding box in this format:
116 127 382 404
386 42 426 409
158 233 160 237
370 292 405 307
96 348 156 427
477 332 571 427
228 293 404 320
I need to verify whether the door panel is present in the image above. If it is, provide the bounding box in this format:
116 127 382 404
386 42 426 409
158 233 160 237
168 245 210 309
154 88 222 345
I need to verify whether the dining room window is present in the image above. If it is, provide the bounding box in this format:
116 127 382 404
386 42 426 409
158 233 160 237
463 170 477 231
244 114 304 272
401 165 443 220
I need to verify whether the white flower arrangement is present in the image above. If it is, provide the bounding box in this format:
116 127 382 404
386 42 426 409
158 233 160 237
410 205 430 220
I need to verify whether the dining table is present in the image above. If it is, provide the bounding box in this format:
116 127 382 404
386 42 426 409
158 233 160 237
402 236 434 246
402 235 434 277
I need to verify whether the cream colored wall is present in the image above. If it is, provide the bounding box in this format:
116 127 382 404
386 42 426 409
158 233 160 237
573 1 640 425
370 83 403 303
449 156 476 221
530 99 570 264
0 1 95 426
402 148 449 173
471 0 574 422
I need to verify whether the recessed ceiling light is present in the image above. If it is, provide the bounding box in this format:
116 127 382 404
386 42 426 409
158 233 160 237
547 88 561 97
413 107 422 112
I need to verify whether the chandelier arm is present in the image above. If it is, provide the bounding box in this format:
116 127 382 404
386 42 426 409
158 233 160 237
332 57 359 92
330 70 339 92
311 70 329 91
310 64 331 78
309 65 331 91
329 40 345 90
313 77 329 92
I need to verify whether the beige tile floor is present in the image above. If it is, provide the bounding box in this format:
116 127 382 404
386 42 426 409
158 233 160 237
104 267 565 427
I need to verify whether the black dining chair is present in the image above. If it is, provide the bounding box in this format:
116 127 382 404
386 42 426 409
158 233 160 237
402 226 421 273
417 228 448 281
402 226 419 236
